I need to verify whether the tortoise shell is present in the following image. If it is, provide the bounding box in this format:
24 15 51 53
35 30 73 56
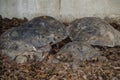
0 16 67 63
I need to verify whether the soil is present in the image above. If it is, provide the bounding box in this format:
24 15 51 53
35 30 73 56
0 16 120 80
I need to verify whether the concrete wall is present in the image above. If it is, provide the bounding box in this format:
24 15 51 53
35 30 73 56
0 0 120 22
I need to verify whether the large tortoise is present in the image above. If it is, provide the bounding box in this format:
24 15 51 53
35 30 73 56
67 17 120 47
0 16 67 63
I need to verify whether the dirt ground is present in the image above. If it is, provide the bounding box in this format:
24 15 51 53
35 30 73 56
0 15 120 80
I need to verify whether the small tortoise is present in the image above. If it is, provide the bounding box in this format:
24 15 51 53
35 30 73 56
55 41 100 62
67 17 120 47
0 16 67 63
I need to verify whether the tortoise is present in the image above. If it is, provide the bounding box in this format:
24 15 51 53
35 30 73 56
55 41 100 62
0 16 67 63
67 17 120 47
